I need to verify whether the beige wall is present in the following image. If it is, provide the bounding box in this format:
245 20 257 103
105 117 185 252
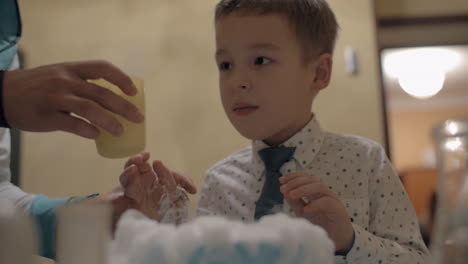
19 0 241 210
315 0 385 145
376 0 468 18
17 0 384 210
389 107 468 171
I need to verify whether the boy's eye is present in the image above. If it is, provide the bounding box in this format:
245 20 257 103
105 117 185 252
254 57 272 65
219 62 232 71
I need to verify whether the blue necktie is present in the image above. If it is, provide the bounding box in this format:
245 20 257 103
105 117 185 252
254 146 296 220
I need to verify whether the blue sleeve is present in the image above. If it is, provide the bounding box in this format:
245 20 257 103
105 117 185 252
29 193 99 259
0 0 21 70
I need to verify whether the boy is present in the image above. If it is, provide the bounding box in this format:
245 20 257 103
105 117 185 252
123 0 429 263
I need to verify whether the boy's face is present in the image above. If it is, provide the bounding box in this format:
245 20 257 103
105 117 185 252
215 14 327 145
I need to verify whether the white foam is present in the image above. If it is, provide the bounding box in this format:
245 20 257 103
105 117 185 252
158 186 190 225
110 210 335 264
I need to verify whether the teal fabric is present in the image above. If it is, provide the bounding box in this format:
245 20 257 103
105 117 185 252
0 0 21 70
29 196 69 259
29 193 99 259
254 146 296 220
0 44 17 70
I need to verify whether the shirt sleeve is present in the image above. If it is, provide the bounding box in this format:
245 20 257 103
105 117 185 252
197 169 224 217
0 127 37 210
337 144 430 264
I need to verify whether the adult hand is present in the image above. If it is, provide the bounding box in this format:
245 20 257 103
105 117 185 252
2 60 144 138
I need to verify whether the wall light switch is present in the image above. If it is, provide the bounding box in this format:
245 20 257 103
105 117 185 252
345 46 359 76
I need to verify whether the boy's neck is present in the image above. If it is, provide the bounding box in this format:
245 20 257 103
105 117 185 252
263 113 314 147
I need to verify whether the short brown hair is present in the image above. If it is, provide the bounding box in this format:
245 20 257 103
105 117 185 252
215 0 339 57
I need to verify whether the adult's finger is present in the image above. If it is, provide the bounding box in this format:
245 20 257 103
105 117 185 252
70 60 137 96
172 171 197 194
58 95 123 136
74 81 144 123
51 112 100 139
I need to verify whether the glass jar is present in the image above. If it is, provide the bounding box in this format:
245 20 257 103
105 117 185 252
430 119 468 264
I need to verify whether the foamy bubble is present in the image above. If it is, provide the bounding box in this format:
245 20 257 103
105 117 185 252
110 210 335 264
158 186 190 225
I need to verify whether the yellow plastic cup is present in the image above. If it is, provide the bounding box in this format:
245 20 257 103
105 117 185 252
90 77 145 158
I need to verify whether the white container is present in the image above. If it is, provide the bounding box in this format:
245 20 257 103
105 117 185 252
0 200 38 264
56 202 111 264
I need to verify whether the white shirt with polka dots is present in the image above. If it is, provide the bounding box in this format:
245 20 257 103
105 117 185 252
197 117 429 264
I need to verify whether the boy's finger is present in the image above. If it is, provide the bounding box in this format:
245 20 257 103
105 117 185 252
284 195 304 216
122 170 144 201
280 175 317 193
172 171 197 194
287 183 330 201
138 162 157 188
119 165 139 187
303 196 335 216
153 160 177 193
279 171 314 184
124 152 150 168
124 153 144 169
140 152 150 162
135 159 152 174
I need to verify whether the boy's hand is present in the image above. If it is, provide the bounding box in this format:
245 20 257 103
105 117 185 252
123 152 197 195
119 158 164 220
119 152 194 222
280 172 354 253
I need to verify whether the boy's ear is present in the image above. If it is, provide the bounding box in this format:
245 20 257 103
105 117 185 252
311 53 333 91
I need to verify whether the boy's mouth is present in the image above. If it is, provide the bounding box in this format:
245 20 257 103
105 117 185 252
233 103 259 116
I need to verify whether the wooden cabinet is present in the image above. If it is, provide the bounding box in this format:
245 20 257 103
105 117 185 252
400 168 437 219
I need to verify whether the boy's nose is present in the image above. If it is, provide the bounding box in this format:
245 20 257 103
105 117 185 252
229 74 251 91
232 81 251 91
224 67 253 92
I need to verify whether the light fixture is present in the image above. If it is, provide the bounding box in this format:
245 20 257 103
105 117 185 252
383 47 461 99
397 70 445 99
445 138 462 152
447 122 459 136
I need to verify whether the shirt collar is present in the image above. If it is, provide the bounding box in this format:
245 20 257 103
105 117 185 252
251 115 325 169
